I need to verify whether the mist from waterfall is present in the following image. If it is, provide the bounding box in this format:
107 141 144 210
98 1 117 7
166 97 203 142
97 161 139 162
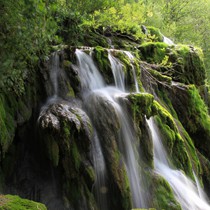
147 118 210 210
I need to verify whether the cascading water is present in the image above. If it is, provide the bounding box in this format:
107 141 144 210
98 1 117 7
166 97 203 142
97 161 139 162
75 49 105 91
92 132 109 210
108 50 125 91
147 118 210 210
50 52 60 97
75 49 146 208
124 51 140 93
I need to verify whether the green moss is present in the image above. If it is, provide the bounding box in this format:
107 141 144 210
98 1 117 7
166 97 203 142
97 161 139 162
152 175 182 210
139 42 168 64
71 141 81 171
153 101 176 131
154 101 194 177
147 26 163 42
148 69 172 85
66 82 75 97
156 90 178 119
93 46 113 83
174 45 206 85
139 43 206 85
45 136 59 167
0 96 15 158
127 93 155 120
187 85 210 133
0 195 47 210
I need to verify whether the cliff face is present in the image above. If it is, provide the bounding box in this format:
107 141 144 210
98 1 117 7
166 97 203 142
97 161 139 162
0 29 210 210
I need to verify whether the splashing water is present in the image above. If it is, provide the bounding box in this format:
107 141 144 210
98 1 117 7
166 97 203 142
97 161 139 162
147 118 210 210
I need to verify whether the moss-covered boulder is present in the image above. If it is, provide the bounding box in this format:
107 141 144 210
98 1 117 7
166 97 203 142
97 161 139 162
38 100 96 209
167 84 210 160
0 195 47 210
150 174 182 210
139 43 206 86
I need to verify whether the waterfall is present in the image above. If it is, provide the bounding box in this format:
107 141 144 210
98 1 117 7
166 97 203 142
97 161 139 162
75 49 105 91
50 52 60 97
92 132 109 210
124 51 140 93
76 49 146 208
147 118 210 210
108 51 125 91
162 35 174 45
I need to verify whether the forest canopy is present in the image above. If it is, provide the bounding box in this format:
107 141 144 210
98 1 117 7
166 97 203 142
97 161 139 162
1 0 210 96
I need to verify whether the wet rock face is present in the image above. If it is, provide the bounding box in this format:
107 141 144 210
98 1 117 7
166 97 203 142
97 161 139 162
38 100 96 210
39 101 92 143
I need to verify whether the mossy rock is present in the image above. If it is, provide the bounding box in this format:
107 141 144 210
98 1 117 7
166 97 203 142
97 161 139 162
113 50 142 91
151 174 182 210
139 42 169 64
85 92 132 210
147 26 163 42
139 43 206 85
93 46 113 84
0 194 47 210
153 101 194 177
127 92 156 120
168 84 210 160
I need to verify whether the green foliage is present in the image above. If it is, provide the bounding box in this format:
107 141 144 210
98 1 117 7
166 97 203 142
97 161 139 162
0 0 58 96
0 96 15 159
0 195 47 210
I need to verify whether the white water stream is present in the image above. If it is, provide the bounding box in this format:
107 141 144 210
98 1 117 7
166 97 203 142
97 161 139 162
123 51 140 93
147 118 210 210
108 51 125 91
75 49 146 208
50 52 60 97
